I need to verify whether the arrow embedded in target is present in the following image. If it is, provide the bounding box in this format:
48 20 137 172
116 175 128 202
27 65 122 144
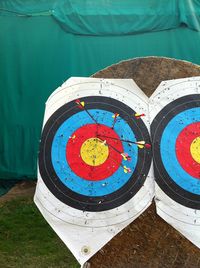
111 113 119 129
97 134 151 148
75 99 98 124
98 137 131 161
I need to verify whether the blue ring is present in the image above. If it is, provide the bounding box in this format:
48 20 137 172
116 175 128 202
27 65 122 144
161 107 200 194
51 109 138 196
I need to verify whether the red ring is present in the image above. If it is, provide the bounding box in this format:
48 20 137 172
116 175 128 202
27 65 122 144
66 124 123 181
176 122 200 179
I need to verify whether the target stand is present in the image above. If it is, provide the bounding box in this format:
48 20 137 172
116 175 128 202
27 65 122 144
89 57 200 268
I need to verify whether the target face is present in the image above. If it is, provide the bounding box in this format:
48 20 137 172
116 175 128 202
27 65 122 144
39 96 151 212
151 94 200 209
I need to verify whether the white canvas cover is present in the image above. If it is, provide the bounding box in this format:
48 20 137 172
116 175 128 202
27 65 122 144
149 77 200 249
34 77 154 266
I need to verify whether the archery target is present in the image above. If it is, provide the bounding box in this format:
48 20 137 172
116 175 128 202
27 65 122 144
36 78 154 230
35 78 154 265
39 95 151 212
151 89 200 209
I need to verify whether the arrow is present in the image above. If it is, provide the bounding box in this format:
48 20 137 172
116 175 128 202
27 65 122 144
111 113 119 129
97 134 151 148
75 99 98 124
98 137 131 161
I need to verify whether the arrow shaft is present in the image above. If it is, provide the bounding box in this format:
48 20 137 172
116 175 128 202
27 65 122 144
111 117 117 129
77 101 98 124
84 109 98 124
97 134 136 144
98 137 122 154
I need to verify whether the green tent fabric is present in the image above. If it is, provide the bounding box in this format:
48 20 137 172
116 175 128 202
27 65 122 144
0 0 200 195
53 0 200 35
1 0 200 35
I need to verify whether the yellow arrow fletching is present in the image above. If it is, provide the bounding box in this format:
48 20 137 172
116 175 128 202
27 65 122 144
80 101 85 107
137 144 144 149
123 166 128 173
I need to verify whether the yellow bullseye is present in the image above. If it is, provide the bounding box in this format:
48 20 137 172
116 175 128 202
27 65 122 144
80 138 109 166
190 137 200 164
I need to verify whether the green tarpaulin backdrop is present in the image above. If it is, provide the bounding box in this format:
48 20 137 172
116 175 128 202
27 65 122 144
0 0 200 195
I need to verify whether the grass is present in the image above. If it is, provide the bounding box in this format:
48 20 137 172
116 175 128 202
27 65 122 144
0 197 80 268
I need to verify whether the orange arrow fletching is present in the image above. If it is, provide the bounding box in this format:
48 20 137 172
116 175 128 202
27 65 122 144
112 113 119 118
134 113 145 119
145 143 151 148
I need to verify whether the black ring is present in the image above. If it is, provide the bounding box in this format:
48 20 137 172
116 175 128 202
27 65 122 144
151 94 200 209
39 96 152 211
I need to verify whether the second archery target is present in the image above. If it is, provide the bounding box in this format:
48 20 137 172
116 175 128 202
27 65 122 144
151 94 200 209
39 95 152 212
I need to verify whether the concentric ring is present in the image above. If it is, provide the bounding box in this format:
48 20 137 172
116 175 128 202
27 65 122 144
51 109 136 196
176 122 200 178
39 96 151 211
65 123 123 181
151 94 200 209
80 137 109 166
190 137 200 164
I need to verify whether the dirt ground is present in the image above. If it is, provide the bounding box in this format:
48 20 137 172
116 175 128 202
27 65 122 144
1 57 200 267
0 180 36 204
